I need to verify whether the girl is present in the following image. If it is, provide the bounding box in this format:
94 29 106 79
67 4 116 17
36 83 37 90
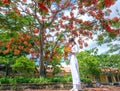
69 38 82 91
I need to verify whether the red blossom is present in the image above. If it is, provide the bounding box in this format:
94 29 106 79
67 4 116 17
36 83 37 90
72 5 77 10
22 0 27 3
103 23 120 34
38 2 48 13
104 0 115 8
84 21 91 25
112 17 120 22
89 31 93 37
115 29 120 34
62 16 67 20
3 0 10 4
104 24 112 32
91 0 98 4
79 4 83 8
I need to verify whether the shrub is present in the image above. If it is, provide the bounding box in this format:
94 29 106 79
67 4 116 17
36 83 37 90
0 77 10 84
0 75 91 84
15 77 30 83
81 78 92 83
12 56 36 76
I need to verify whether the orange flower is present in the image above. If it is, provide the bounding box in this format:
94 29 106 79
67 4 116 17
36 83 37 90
64 45 71 56
20 37 24 41
18 46 24 50
12 45 17 49
26 35 30 40
6 44 10 48
23 41 28 45
3 49 10 54
15 8 21 16
28 44 32 47
14 49 20 55
33 28 39 33
10 38 15 43
16 40 22 44
29 49 33 53
24 48 30 53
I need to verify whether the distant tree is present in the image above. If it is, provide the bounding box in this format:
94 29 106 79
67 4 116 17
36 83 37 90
98 54 120 69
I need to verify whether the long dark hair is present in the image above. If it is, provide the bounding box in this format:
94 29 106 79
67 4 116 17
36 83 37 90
69 38 76 44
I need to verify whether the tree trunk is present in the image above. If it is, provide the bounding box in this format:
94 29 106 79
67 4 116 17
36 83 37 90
39 27 45 77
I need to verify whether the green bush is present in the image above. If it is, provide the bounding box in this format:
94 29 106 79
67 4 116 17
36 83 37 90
12 56 36 76
64 75 72 82
0 75 91 84
48 75 72 82
15 77 30 83
81 78 92 83
49 77 64 82
29 77 49 83
8 78 16 84
0 77 10 84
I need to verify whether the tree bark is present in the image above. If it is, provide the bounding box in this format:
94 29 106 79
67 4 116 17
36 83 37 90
39 27 45 77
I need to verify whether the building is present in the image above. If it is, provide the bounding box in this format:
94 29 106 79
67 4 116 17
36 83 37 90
100 68 120 84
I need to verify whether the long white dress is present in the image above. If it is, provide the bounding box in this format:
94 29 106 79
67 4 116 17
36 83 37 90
70 44 82 90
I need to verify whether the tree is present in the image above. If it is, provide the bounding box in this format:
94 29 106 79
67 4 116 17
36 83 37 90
0 32 33 77
96 7 120 54
98 54 120 69
77 51 101 78
0 0 119 77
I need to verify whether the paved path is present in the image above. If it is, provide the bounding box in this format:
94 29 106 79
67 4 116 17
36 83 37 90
2 86 120 91
25 90 69 91
24 86 120 91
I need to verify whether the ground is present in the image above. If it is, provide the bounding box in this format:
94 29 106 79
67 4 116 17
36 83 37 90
1 86 120 91
20 86 120 91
